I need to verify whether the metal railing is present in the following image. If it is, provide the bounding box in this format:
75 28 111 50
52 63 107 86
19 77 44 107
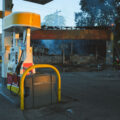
20 64 61 110
41 25 111 30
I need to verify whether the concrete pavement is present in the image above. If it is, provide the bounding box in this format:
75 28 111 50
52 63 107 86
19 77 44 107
0 69 120 120
0 94 25 120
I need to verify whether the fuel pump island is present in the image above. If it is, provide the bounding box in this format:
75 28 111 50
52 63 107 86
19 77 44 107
0 0 61 110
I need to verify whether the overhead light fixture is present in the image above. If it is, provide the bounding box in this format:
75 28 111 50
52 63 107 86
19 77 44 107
24 0 53 4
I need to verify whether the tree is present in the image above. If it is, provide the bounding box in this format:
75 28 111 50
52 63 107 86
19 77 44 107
75 0 116 26
75 12 92 26
42 10 65 26
74 0 117 61
41 11 66 55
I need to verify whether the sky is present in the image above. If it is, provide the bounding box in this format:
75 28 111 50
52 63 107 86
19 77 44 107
0 0 80 33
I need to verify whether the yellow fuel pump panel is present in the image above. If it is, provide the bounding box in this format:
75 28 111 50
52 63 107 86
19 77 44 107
3 12 41 31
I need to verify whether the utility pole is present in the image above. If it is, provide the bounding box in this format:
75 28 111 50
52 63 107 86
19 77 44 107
55 10 61 26
106 24 114 65
71 40 73 55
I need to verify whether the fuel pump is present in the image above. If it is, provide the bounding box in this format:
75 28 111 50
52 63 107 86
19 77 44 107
7 28 36 94
2 12 41 94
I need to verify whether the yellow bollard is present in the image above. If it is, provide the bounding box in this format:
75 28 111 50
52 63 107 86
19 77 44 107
20 64 61 110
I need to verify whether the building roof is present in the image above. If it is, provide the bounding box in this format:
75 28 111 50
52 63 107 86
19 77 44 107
24 0 53 4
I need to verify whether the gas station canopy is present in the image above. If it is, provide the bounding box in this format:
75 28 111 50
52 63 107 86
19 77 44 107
24 0 53 4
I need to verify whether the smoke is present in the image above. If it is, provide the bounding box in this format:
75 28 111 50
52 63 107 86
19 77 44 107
42 40 54 48
41 40 96 56
41 40 62 55
32 39 106 57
